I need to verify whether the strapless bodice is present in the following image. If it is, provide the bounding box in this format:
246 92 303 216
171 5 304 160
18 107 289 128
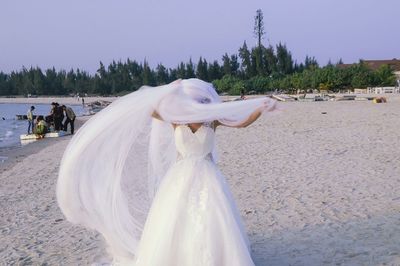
174 125 215 160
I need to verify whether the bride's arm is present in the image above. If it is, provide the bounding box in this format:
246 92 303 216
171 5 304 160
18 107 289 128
215 98 276 128
214 107 263 128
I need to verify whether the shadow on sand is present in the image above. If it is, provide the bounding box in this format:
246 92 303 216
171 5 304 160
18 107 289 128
250 213 400 266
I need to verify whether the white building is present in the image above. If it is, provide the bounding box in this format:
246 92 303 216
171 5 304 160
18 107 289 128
395 70 400 87
367 87 400 94
339 59 400 94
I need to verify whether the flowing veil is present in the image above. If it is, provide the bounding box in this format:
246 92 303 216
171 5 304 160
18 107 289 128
57 79 276 262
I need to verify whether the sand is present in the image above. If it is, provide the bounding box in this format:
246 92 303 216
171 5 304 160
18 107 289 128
1 96 400 265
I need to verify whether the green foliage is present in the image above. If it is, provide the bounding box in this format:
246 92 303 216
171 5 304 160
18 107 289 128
252 47 264 76
263 45 277 75
248 76 272 93
196 57 208 81
349 62 373 89
156 64 169 85
238 41 252 78
185 59 196 78
304 55 319 70
208 61 223 81
276 43 293 75
374 64 396 86
1 57 396 96
142 60 155 86
213 75 244 95
222 53 232 76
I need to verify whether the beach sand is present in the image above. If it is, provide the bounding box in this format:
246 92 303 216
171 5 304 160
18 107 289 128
1 96 400 265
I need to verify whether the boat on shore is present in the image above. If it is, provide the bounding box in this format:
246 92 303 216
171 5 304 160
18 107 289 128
20 131 69 141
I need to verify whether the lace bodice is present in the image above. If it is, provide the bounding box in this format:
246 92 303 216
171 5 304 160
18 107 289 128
174 123 215 161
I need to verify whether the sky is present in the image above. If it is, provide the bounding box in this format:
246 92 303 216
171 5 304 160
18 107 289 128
1 0 399 74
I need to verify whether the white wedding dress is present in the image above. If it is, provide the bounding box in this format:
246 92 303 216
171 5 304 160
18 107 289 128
57 79 275 265
132 123 255 266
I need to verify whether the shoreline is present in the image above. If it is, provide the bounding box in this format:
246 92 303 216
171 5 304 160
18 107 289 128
1 93 400 105
0 96 118 105
0 137 61 173
0 117 88 173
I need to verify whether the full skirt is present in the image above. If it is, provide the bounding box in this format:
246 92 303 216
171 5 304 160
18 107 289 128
133 158 255 266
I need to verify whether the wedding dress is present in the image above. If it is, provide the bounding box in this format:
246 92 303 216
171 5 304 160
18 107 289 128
133 123 255 266
57 79 275 265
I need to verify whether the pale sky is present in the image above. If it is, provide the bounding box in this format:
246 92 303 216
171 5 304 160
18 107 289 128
1 0 399 73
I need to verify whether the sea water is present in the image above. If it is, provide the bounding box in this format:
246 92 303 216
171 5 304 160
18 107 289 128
0 103 85 149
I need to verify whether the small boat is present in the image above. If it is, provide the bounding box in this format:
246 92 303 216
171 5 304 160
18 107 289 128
335 95 356 101
16 115 36 120
20 131 69 140
272 94 296 102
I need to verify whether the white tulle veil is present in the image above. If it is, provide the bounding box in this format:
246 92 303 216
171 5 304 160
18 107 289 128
57 78 276 262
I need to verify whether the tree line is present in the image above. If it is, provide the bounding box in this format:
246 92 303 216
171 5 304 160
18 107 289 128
0 10 396 96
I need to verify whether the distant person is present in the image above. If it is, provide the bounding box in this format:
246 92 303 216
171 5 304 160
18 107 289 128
35 116 48 139
46 102 56 130
240 89 247 100
58 103 65 125
234 89 247 101
27 106 35 134
62 105 76 134
82 98 85 106
53 102 64 131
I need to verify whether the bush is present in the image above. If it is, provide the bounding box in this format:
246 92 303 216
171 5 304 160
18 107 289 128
213 75 244 95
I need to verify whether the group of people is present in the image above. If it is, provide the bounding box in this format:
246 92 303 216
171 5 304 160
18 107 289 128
27 106 49 138
27 102 76 137
76 93 85 106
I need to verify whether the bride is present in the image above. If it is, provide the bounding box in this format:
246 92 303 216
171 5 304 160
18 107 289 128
57 78 276 265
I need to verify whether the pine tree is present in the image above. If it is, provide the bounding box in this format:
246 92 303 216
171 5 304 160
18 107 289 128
222 53 232 76
156 63 169 85
253 9 266 75
0 72 11 95
263 45 277 75
142 60 155 86
276 43 293 75
33 67 45 95
208 60 222 80
238 41 252 78
230 54 240 77
304 55 319 70
127 59 143 89
186 59 195 78
196 57 209 81
254 9 265 50
176 62 186 79
251 47 264 75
